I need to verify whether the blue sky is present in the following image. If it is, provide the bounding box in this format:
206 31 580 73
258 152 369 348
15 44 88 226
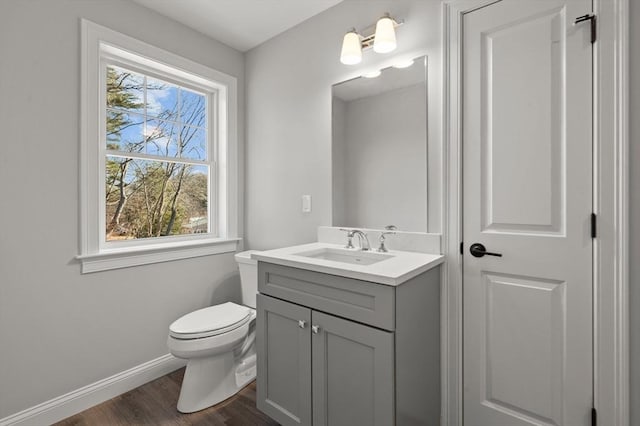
107 65 207 161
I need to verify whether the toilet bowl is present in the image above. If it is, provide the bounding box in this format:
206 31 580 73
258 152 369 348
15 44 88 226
167 250 260 413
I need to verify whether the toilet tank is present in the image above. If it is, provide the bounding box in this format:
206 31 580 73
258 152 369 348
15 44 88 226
235 250 260 309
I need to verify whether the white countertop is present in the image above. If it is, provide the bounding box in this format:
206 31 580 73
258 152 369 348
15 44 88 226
252 242 444 286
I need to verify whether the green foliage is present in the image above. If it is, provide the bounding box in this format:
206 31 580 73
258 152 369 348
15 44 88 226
106 67 144 142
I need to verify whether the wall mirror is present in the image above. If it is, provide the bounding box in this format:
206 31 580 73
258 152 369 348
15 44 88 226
331 55 427 232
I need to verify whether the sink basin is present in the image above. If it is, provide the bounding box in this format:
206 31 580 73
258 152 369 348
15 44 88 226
293 247 393 266
253 242 445 286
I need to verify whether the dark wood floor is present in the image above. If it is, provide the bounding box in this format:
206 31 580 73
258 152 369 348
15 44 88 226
55 368 279 426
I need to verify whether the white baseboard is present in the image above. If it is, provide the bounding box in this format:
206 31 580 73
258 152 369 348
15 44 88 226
0 353 186 426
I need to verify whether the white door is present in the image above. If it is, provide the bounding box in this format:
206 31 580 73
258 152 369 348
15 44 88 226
462 1 593 425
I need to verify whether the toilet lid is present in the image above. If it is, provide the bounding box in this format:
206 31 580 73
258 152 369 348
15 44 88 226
169 302 251 339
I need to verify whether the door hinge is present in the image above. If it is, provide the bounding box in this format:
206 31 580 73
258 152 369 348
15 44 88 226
592 407 597 426
591 213 597 238
460 242 463 255
574 14 596 43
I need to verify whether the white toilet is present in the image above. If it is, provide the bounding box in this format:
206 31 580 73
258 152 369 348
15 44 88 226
167 250 260 413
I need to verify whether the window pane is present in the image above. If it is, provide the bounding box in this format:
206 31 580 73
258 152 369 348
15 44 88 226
106 110 144 152
179 126 207 160
147 76 178 120
145 119 179 157
105 157 209 241
181 165 209 234
107 66 144 113
180 89 207 127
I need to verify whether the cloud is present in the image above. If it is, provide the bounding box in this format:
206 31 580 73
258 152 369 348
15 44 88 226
146 77 178 117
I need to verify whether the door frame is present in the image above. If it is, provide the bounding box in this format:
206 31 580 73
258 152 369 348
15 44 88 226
440 1 630 425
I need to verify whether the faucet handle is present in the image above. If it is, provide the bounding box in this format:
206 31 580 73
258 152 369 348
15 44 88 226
339 228 356 249
377 229 396 253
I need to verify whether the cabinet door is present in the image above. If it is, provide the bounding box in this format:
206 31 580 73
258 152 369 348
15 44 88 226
311 311 394 426
257 294 312 426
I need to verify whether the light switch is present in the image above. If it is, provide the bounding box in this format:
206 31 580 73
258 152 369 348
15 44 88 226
302 195 312 213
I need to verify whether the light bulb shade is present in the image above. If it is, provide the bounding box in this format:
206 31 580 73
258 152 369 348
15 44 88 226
340 31 362 65
373 16 396 53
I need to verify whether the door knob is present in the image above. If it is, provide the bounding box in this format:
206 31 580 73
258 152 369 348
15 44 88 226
469 243 502 258
311 325 321 334
298 320 306 329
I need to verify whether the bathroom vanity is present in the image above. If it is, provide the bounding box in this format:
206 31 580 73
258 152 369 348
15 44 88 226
253 241 443 426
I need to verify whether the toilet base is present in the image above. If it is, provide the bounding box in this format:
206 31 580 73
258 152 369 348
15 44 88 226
177 351 256 413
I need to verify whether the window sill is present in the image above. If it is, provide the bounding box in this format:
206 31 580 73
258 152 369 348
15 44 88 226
76 238 240 273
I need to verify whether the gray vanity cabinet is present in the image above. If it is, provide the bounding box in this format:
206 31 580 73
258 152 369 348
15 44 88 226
256 294 312 426
256 262 441 426
257 294 394 426
311 311 394 426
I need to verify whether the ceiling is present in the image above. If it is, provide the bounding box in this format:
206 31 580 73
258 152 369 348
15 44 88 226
132 0 344 52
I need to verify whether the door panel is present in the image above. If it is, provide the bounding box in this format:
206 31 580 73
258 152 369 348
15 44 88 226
463 1 593 425
481 6 566 234
257 295 311 426
311 311 394 426
481 272 566 423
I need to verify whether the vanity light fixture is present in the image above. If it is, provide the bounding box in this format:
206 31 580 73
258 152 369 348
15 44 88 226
340 30 363 65
373 14 397 53
340 13 403 65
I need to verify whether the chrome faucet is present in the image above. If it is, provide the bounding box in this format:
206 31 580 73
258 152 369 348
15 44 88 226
339 228 370 251
351 230 371 251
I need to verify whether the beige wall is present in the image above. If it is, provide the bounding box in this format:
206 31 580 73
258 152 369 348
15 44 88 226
0 0 244 418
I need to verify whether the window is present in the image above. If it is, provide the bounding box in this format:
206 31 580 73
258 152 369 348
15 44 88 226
79 21 239 273
105 65 211 241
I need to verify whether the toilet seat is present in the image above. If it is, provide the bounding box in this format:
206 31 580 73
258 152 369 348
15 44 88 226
169 302 251 340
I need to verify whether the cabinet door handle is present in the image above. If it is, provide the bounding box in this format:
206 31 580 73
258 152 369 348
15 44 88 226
311 325 321 334
298 320 306 329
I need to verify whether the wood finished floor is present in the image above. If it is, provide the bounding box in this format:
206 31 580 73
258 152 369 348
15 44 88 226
54 368 279 426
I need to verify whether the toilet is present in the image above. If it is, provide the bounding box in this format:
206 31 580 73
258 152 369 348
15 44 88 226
167 250 260 413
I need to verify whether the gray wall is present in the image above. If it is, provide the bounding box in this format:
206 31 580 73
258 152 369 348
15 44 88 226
245 0 443 250
0 0 244 418
629 0 639 423
337 83 428 231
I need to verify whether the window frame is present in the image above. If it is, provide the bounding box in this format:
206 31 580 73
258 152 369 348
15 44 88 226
79 20 239 273
101 58 218 248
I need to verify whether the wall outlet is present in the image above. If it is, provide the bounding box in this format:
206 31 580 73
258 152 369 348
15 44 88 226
302 195 312 213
